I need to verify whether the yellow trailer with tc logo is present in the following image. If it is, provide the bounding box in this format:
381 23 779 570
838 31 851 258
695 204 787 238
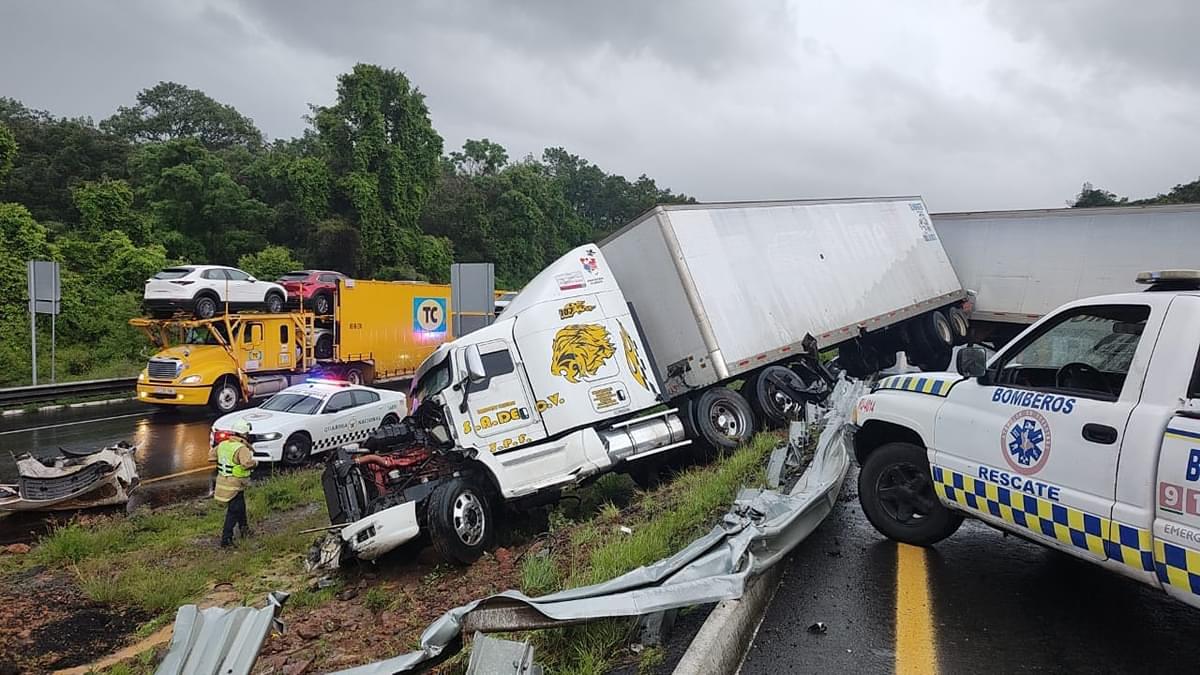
132 280 452 414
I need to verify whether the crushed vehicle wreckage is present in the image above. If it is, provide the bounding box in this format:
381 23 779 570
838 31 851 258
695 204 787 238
0 441 139 511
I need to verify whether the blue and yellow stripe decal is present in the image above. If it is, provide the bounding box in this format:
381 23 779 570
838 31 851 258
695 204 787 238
933 467 1156 574
875 375 954 397
1165 426 1200 443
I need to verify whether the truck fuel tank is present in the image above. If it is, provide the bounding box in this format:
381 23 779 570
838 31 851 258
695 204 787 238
599 410 689 462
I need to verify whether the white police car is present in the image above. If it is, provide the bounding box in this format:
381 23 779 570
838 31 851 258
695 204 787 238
212 380 406 465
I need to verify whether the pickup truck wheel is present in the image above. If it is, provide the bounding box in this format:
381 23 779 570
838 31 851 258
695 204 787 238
313 292 332 316
314 333 334 360
194 295 218 319
859 442 962 546
428 477 494 565
281 433 312 466
748 365 807 428
265 292 284 314
209 378 241 414
694 387 755 451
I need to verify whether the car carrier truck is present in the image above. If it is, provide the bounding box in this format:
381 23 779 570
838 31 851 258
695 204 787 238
312 197 973 566
935 203 1200 346
132 280 452 413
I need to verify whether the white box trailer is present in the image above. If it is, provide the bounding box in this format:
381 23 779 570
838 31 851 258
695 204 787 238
600 197 969 394
934 203 1200 343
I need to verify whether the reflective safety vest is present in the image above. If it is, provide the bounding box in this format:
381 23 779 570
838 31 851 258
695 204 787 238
214 438 252 502
217 439 253 479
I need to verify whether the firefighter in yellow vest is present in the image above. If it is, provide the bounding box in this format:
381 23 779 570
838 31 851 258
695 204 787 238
212 419 258 547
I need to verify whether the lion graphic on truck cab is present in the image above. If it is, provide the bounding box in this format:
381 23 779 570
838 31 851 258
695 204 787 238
551 324 616 383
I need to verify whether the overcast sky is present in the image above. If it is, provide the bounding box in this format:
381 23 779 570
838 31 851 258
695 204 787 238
2 0 1198 211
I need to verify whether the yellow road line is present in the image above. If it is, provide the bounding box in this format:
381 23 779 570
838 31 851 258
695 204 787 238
895 543 938 675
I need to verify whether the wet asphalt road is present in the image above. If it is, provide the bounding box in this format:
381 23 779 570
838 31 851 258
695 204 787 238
0 403 222 542
742 469 1200 674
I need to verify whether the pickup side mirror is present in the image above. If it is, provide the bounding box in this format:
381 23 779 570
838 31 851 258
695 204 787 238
956 346 988 378
464 344 487 383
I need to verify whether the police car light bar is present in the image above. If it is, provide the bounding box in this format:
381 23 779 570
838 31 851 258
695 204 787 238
1135 270 1200 284
306 377 352 386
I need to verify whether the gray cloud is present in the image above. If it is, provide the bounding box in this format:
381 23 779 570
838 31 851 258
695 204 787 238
0 0 1198 213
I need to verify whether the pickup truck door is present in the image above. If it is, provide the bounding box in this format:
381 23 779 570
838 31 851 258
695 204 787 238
934 303 1153 562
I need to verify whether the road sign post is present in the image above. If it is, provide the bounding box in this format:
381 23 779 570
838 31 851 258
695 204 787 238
26 260 61 385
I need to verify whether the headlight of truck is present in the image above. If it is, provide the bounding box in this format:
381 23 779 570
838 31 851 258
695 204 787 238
180 375 202 385
138 372 146 381
256 432 283 441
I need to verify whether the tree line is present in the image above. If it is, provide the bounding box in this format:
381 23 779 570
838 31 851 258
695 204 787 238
0 64 691 385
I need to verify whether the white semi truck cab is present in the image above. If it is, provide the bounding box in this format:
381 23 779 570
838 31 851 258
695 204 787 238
854 270 1200 608
318 246 692 565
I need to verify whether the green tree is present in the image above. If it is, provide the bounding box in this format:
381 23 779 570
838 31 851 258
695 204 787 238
0 121 14 185
0 98 130 223
314 64 443 277
71 179 151 243
450 138 508 176
238 245 304 280
129 138 271 263
101 82 263 149
1071 182 1127 208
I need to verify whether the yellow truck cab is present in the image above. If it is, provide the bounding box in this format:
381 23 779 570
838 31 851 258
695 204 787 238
132 280 452 413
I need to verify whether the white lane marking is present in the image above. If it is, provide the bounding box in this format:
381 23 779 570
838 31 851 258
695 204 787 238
0 411 162 435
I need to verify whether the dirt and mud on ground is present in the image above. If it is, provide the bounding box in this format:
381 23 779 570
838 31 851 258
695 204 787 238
0 432 782 674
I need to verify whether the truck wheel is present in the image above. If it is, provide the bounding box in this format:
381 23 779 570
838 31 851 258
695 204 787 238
693 387 756 451
859 442 962 546
314 333 334 360
922 311 955 350
748 365 807 428
344 367 365 386
209 377 241 414
313 292 333 316
428 477 494 565
281 433 312 466
265 292 284 314
194 294 218 319
947 307 969 344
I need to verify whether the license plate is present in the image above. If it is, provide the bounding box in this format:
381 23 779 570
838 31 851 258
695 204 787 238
154 387 176 395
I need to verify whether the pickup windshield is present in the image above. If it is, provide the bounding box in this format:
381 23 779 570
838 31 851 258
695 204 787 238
260 393 324 414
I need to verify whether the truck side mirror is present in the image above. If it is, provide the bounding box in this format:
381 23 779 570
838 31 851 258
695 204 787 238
956 346 988 378
464 344 487 383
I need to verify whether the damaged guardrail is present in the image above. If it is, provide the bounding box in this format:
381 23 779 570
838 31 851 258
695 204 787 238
330 377 865 675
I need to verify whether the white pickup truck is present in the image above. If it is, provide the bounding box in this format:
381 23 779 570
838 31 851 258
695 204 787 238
854 270 1200 608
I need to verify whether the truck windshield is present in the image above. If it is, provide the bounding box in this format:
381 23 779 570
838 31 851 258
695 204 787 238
184 325 228 346
260 393 324 414
411 359 452 409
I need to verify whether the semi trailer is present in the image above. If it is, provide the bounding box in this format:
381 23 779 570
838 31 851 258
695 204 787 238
132 280 452 413
315 197 972 565
934 203 1200 346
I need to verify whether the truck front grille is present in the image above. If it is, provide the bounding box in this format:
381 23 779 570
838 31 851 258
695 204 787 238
147 358 181 380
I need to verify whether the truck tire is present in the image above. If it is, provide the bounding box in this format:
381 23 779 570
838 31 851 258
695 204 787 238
947 307 969 345
859 442 962 546
693 387 756 451
314 333 334 360
428 476 494 565
281 432 312 466
193 294 219 319
313 292 333 316
922 311 955 350
209 377 241 414
344 366 365 386
265 292 285 314
747 365 807 429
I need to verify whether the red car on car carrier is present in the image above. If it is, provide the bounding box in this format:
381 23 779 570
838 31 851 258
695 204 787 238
277 270 346 315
